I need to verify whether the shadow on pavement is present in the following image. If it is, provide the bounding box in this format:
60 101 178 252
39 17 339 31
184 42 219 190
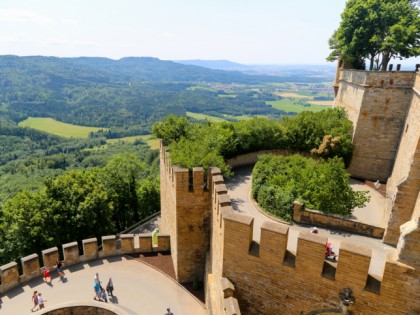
225 166 253 190
106 256 123 263
88 260 104 267
68 263 85 273
6 286 24 299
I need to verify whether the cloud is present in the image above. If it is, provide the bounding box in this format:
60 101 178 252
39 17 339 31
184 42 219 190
0 33 95 47
0 9 53 24
61 18 79 25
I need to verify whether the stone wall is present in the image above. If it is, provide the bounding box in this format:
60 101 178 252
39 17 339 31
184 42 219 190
216 209 419 315
383 75 420 245
38 301 126 315
0 233 170 295
201 164 419 315
334 70 416 182
160 141 212 283
292 202 385 238
206 167 242 315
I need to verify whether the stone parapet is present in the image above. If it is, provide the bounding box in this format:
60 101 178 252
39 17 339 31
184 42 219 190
0 233 171 296
42 247 59 269
0 262 19 293
82 238 98 261
63 241 80 266
20 253 41 281
101 235 117 257
293 201 385 238
120 234 135 253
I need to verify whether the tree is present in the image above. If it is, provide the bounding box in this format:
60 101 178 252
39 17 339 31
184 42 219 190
328 0 420 70
101 154 145 230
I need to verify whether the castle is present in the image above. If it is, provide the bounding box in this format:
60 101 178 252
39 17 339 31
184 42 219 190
0 69 418 315
160 68 420 314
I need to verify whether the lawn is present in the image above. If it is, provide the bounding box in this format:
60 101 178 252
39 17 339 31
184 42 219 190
267 100 328 113
19 117 107 138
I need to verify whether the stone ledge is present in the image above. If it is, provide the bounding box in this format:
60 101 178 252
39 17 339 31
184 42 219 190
261 221 289 235
37 300 129 315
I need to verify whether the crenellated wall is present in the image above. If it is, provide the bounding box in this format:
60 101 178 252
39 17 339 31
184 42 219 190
334 70 416 182
0 233 170 295
209 188 419 314
160 143 419 315
160 141 212 283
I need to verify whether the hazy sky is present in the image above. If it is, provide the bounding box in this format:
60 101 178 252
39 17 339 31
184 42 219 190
0 1 368 65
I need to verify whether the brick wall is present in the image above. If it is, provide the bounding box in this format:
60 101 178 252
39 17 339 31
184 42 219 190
334 70 416 182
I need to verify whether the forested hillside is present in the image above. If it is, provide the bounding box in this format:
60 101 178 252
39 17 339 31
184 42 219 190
0 56 304 136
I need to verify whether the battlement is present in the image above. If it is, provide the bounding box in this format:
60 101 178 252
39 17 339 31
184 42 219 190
159 141 211 283
160 141 209 193
208 165 419 315
0 233 170 295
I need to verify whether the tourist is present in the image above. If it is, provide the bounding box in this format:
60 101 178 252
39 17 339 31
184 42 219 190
31 290 38 312
165 307 174 315
93 281 101 300
55 259 65 281
106 277 114 297
94 272 103 289
37 292 46 309
100 288 108 303
43 268 52 284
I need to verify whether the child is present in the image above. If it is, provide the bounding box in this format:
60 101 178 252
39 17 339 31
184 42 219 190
100 288 108 303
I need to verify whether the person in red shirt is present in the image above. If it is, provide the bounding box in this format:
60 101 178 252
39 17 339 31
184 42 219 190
43 268 52 284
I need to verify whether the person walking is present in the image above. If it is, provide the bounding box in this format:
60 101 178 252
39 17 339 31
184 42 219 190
43 268 52 284
93 281 101 300
37 292 46 310
165 307 174 315
100 288 108 303
55 259 65 281
106 277 114 297
31 291 38 312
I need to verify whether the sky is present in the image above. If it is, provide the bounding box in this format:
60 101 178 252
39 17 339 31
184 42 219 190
1 0 417 67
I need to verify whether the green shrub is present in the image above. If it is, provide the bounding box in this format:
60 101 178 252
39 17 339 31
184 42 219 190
252 154 369 220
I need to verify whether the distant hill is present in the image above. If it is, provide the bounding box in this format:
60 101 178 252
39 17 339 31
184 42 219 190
0 55 288 131
174 59 336 79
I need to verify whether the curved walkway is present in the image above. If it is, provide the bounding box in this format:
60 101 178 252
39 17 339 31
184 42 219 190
0 256 205 315
226 166 396 277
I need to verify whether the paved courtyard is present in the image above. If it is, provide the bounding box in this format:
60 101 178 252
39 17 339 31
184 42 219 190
0 256 205 315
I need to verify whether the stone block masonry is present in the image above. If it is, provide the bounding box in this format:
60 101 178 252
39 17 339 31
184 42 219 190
334 70 416 182
160 141 211 283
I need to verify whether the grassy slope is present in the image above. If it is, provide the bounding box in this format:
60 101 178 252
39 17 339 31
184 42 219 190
267 100 328 113
19 117 106 138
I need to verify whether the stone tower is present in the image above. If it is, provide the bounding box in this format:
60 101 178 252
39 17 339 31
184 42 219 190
159 143 211 283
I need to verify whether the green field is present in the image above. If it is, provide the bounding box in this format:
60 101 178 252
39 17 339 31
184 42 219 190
19 117 107 138
186 85 216 92
107 134 160 150
217 94 237 98
186 112 228 122
267 100 329 113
